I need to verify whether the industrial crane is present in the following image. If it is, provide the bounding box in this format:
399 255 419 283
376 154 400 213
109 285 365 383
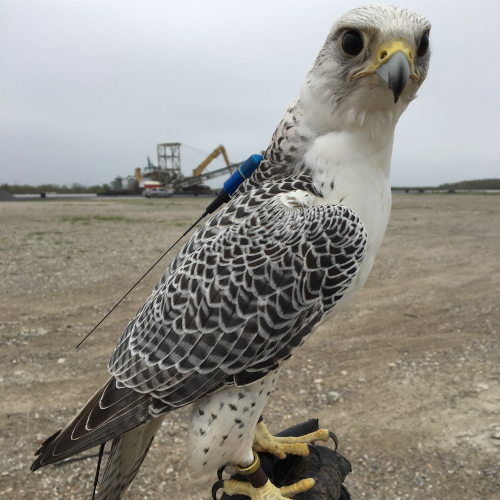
192 145 231 177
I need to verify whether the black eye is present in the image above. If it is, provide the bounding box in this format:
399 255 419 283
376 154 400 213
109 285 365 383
342 30 364 56
417 33 429 57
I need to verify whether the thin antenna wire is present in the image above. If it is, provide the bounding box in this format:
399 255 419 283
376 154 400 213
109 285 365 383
91 442 106 500
76 212 207 349
183 143 211 156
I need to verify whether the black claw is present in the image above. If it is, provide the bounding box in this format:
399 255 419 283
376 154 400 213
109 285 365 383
340 484 351 500
308 444 323 468
212 479 225 500
329 431 338 451
217 464 226 481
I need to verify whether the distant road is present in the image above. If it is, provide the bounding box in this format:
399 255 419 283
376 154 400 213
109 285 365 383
10 190 499 201
11 193 217 201
392 189 500 194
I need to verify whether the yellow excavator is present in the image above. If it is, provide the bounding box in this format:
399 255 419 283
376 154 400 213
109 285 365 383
193 145 231 177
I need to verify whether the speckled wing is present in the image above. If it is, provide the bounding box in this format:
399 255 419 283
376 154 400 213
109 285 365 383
108 175 367 415
31 376 152 470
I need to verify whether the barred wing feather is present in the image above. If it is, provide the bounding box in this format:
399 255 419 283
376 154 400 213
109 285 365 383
31 175 367 471
108 176 367 414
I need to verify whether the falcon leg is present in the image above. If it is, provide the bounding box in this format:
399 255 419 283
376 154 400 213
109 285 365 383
252 419 337 460
213 451 315 500
222 477 315 500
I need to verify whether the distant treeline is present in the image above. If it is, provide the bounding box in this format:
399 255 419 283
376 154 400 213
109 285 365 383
393 178 500 191
437 178 500 190
0 183 111 194
2 178 499 195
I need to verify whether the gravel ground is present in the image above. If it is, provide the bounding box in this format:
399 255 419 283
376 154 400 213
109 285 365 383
0 194 499 499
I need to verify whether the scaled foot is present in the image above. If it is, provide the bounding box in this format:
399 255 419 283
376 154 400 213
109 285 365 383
223 478 315 500
252 421 337 460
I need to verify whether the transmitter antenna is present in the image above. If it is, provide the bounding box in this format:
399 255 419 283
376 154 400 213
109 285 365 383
76 154 262 348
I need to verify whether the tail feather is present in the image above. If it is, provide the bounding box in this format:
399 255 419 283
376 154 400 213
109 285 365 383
31 377 152 470
96 417 165 500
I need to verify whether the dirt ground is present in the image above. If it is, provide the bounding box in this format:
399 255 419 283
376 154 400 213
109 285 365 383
0 194 499 500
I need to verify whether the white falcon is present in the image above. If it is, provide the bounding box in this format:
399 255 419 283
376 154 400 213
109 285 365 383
32 5 431 500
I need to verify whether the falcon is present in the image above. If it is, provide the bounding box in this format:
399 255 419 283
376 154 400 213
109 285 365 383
32 5 431 499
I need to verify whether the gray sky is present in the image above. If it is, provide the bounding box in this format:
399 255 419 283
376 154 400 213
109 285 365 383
1 0 499 188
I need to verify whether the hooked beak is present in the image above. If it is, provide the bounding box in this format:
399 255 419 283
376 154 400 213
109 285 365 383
374 52 411 103
352 39 418 103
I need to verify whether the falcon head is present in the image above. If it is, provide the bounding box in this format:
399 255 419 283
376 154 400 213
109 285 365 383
301 4 431 129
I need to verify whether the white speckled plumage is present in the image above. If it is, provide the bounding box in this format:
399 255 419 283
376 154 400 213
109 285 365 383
32 5 431 498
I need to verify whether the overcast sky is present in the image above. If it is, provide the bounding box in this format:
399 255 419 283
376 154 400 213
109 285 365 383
1 0 499 188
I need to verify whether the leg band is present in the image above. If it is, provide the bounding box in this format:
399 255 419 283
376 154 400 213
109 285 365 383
234 451 268 488
234 451 260 475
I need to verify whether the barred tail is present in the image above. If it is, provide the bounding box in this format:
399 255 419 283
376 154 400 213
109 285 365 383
96 417 165 499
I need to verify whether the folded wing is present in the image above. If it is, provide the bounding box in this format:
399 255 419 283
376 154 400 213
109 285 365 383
109 175 367 414
32 175 367 470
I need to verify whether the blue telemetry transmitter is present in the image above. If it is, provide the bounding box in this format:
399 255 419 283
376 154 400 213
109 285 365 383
203 154 263 216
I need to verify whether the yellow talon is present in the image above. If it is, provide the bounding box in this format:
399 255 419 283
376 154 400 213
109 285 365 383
253 421 330 459
223 478 315 499
280 478 316 497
